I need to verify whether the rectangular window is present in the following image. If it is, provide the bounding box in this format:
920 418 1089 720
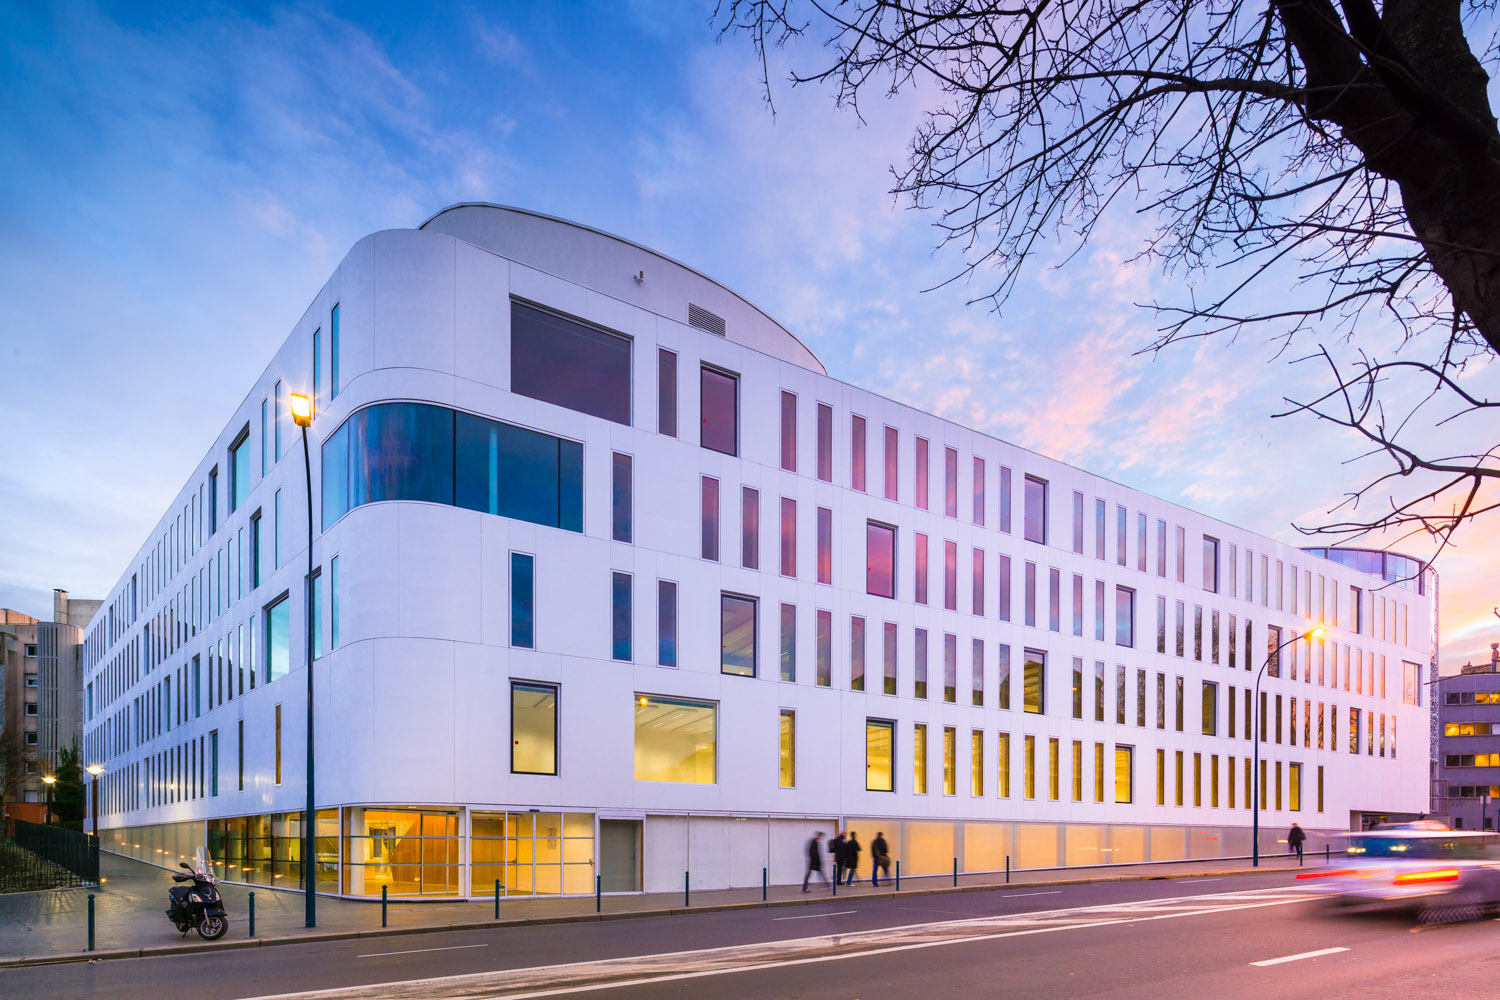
1115 745 1134 803
274 380 283 459
1024 476 1048 544
722 594 757 677
914 532 929 605
1115 586 1135 647
1072 490 1085 553
1203 681 1218 736
1048 567 1061 631
312 327 321 418
1194 605 1204 661
635 695 716 783
944 446 959 518
511 682 558 775
1094 498 1106 559
260 398 269 476
1202 535 1219 592
999 465 1013 532
228 427 250 514
883 425 899 500
1072 739 1084 802
1175 600 1185 657
1137 669 1147 727
739 487 760 569
997 554 1012 622
943 726 957 795
867 719 895 792
914 723 929 794
1048 737 1061 800
1094 578 1105 640
944 632 958 703
1137 513 1147 571
657 348 678 436
1094 660 1106 723
1025 734 1037 799
1025 561 1039 628
511 552 534 648
777 496 796 576
265 594 289 683
997 732 1011 797
1176 676 1186 732
867 521 896 598
250 510 262 589
973 548 986 615
209 729 219 797
944 540 958 611
997 643 1011 710
1116 664 1127 724
816 403 833 482
612 453 633 543
329 303 339 399
310 567 323 660
329 555 340 650
1156 519 1167 577
884 622 898 696
612 572 632 661
851 414 867 491
1024 649 1046 714
274 703 282 785
972 730 986 797
973 456 986 524
512 301 631 424
1115 506 1127 565
914 436 930 510
658 581 677 667
915 628 929 699
850 615 866 691
972 637 985 706
1072 656 1084 719
700 366 738 455
780 390 797 471
702 477 720 561
817 507 833 584
273 489 282 568
780 710 796 788
816 610 832 687
780 603 796 682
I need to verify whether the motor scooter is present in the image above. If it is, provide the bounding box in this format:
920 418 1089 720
165 855 228 940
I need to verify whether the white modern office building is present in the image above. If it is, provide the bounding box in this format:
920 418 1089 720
81 205 1434 898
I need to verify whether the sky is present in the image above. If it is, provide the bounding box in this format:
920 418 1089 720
1 1 1495 669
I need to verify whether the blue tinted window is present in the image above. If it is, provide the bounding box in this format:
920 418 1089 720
329 304 340 400
613 572 632 661
511 301 631 424
658 580 677 667
266 595 289 683
721 593 756 677
612 453 632 543
322 422 349 527
229 428 251 513
352 402 453 507
511 553 534 649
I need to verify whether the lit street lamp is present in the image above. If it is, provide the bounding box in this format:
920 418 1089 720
1253 626 1325 866
41 773 56 826
86 764 104 839
289 391 316 929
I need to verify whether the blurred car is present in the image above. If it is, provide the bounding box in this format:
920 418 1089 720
1299 821 1500 920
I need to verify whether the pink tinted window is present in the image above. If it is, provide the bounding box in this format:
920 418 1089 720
973 456 986 525
915 437 929 510
779 390 797 472
945 447 958 517
700 367 737 456
997 554 1012 622
884 425 898 501
851 415 867 491
701 477 719 561
817 507 833 585
741 487 759 570
884 622 898 696
816 403 833 482
657 349 677 437
866 521 896 599
944 540 958 611
972 547 985 615
780 497 796 577
914 532 929 606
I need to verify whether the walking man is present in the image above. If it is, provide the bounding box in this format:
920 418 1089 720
829 830 848 886
1288 822 1306 865
844 831 862 886
803 831 829 891
870 831 891 887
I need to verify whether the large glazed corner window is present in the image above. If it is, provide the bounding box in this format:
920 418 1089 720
264 594 290 683
721 593 757 677
866 719 894 792
1023 648 1046 714
229 426 251 514
866 521 896 599
321 403 583 534
700 366 738 455
1024 475 1047 544
511 682 558 775
510 300 631 425
634 695 716 783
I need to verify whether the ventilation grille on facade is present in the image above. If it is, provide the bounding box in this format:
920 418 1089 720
688 303 726 337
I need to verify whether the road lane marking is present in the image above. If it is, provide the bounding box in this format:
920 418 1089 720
358 943 489 959
773 909 857 921
1250 947 1349 967
1003 891 1063 898
1180 879 1222 883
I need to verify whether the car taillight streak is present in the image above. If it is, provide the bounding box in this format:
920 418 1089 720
1392 869 1460 886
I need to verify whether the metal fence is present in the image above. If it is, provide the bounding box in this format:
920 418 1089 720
5 819 99 889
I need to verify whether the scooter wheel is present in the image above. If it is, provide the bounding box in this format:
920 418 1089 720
197 915 228 941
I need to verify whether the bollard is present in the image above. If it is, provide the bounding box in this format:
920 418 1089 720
596 874 602 914
1325 844 1330 864
249 891 256 938
953 857 958 888
87 893 95 952
895 859 901 892
762 866 767 902
1006 855 1011 884
684 871 690 907
833 866 837 896
381 884 388 928
495 880 501 919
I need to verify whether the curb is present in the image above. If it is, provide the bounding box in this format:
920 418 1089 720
0 862 1309 969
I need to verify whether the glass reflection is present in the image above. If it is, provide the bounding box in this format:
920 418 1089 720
721 594 756 677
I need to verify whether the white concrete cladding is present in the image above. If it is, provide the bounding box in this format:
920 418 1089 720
81 205 1432 895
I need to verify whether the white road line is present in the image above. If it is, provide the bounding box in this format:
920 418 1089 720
1003 891 1063 898
1179 878 1223 883
773 909 858 921
358 943 489 959
1250 947 1349 967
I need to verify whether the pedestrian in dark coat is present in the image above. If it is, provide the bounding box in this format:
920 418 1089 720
843 831 862 885
1288 823 1307 864
802 831 829 891
829 832 848 885
870 831 891 887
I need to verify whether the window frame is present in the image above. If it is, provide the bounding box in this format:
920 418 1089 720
510 680 560 776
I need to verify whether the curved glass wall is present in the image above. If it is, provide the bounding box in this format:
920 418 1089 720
322 402 584 533
1303 547 1427 594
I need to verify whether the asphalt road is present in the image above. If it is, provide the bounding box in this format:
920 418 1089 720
4 869 1494 999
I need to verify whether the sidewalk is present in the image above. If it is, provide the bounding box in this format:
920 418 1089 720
0 850 1320 968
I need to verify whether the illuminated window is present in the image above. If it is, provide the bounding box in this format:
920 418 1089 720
998 732 1011 797
1024 649 1046 714
779 710 795 788
972 730 985 796
943 726 957 795
511 682 558 775
634 695 716 783
1024 735 1036 798
914 723 928 794
868 719 895 792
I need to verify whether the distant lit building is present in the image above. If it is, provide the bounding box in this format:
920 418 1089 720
1432 642 1500 829
82 205 1434 898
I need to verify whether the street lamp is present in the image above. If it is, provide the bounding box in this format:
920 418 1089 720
1253 626 1325 866
86 764 104 839
41 774 56 826
290 391 316 928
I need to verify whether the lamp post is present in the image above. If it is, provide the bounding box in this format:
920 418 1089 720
289 391 316 928
1253 626 1325 866
86 764 104 839
41 774 56 826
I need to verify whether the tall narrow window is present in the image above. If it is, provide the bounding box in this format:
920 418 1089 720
265 593 289 683
511 553 534 648
1072 739 1084 801
312 327 321 418
612 453 632 543
741 487 759 569
867 719 894 791
658 581 677 667
329 303 340 400
1072 657 1084 719
779 390 797 472
1137 513 1147 572
1071 491 1085 553
250 510 262 589
816 609 832 687
1094 498 1106 559
915 628 929 699
657 348 678 436
702 477 720 561
973 456 986 524
1024 649 1046 714
851 415 867 491
867 521 896 598
850 615 866 691
972 548 985 615
1116 586 1135 647
816 403 833 482
914 723 929 794
721 594 757 677
329 555 340 650
943 726 957 795
780 497 796 576
780 603 796 682
944 632 957 703
274 380 283 459
998 732 1011 797
972 637 985 706
1202 535 1220 592
274 703 282 785
1025 476 1048 544
997 553 1012 623
237 719 245 791
228 427 250 514
780 710 796 788
1094 579 1106 640
944 540 958 611
273 489 282 568
914 531 929 605
884 622 898 695
700 366 738 455
944 447 959 517
914 437 930 510
1116 506 1127 565
998 643 1011 710
1000 465 1013 533
1024 735 1037 798
1175 525 1186 582
1049 567 1061 631
883 425 898 500
209 466 219 535
511 682 558 775
612 572 632 661
817 507 833 584
210 729 219 797
1072 573 1084 636
310 567 323 660
1024 560 1037 626
260 398 269 476
972 730 986 797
